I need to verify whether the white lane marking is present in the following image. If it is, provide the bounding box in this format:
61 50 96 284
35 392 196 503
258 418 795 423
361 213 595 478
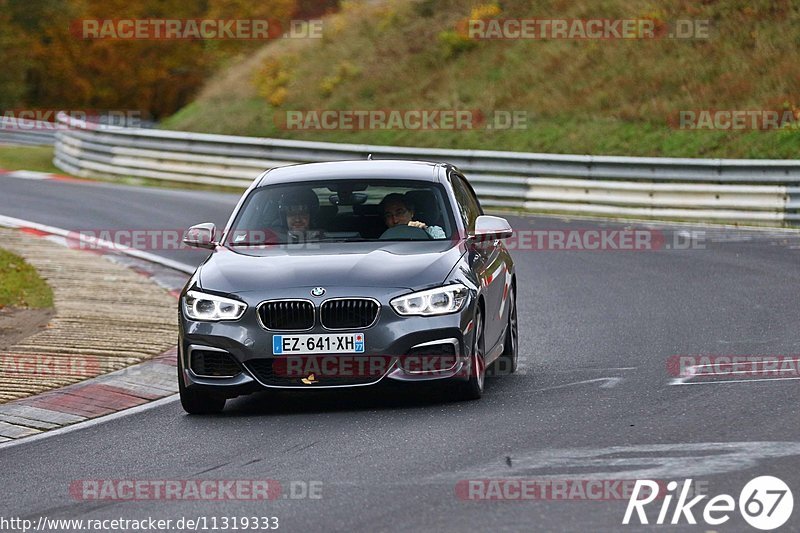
1 170 57 180
0 214 194 274
668 364 697 385
443 442 800 481
537 377 623 391
669 359 800 385
690 358 800 375
672 376 800 386
547 366 637 373
703 368 800 376
0 394 179 451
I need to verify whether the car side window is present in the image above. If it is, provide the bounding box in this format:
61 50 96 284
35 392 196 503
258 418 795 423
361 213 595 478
450 172 482 231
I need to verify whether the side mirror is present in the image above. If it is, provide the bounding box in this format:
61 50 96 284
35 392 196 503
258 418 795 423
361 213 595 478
469 215 513 242
183 223 217 249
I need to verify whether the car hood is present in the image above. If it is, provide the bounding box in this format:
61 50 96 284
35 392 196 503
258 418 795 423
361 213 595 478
198 240 466 294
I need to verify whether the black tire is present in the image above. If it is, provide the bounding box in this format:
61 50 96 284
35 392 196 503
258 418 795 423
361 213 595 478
178 361 226 415
491 287 518 376
455 307 486 400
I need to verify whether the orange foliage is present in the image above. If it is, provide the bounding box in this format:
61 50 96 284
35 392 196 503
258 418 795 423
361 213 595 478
2 0 306 119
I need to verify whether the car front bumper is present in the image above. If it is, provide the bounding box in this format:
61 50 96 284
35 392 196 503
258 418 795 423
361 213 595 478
178 286 477 396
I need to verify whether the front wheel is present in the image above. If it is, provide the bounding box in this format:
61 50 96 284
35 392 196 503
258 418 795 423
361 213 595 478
491 287 518 376
178 362 226 414
454 308 485 400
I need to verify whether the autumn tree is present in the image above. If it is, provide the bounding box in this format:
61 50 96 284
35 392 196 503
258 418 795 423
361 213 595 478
1 0 322 120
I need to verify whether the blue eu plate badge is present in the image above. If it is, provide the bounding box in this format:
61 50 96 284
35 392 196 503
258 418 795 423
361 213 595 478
273 333 365 355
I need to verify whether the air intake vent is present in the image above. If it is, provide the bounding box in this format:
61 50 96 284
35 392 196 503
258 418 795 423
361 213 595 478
190 349 241 378
245 359 380 387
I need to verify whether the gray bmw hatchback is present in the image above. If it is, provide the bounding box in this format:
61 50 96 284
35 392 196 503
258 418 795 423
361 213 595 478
178 160 517 413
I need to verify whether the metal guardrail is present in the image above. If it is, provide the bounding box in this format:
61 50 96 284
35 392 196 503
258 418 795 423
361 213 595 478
0 117 57 146
53 112 800 225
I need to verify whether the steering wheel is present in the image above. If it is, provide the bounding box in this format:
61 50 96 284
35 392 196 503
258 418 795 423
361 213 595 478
379 225 431 240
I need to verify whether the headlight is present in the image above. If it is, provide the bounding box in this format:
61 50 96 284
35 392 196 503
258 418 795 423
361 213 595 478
390 284 469 316
183 290 247 321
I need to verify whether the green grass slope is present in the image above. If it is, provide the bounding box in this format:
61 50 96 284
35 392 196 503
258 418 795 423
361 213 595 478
163 0 800 158
0 248 53 309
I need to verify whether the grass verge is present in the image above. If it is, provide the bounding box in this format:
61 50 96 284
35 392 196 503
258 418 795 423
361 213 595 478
0 248 53 309
0 145 61 174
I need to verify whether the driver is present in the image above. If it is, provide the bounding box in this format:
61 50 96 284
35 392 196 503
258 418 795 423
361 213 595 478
379 193 445 239
279 189 322 241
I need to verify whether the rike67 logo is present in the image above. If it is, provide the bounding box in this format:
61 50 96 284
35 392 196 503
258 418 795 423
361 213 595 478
623 476 793 530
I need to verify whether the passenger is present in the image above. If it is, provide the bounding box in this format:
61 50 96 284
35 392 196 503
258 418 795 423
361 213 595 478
379 193 445 239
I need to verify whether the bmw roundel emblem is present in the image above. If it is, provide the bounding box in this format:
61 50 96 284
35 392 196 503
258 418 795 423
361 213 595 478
310 287 326 297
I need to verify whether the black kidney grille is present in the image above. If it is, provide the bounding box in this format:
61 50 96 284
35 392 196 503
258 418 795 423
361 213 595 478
190 349 241 377
259 300 314 330
321 299 379 329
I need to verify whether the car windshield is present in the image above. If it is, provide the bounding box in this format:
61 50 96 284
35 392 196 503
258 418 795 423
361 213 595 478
226 179 455 245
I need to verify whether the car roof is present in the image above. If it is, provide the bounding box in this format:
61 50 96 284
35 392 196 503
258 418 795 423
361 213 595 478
255 160 445 187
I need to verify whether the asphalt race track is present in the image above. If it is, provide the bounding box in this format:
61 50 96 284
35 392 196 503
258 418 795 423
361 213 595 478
2 175 800 532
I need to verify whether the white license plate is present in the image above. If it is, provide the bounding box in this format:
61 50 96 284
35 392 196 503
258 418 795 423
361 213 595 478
272 333 365 355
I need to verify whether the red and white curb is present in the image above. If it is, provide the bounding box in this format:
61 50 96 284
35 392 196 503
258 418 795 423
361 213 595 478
0 214 194 277
0 349 179 441
0 216 194 443
0 168 88 183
